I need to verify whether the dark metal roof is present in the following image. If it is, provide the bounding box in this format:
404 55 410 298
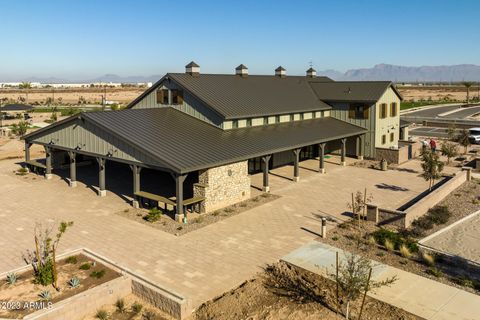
185 61 199 68
35 108 365 174
236 64 247 70
309 81 403 102
275 66 286 71
166 73 333 119
0 104 34 111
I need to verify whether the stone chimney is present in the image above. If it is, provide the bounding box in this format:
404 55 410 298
185 61 200 76
306 67 316 78
275 66 286 78
235 64 248 77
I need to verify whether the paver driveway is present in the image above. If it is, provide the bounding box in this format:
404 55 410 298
0 158 430 314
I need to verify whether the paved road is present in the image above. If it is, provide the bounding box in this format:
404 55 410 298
405 105 463 118
442 105 480 119
410 127 451 138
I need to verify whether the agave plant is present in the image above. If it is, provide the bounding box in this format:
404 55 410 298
6 272 18 285
67 277 81 288
38 290 51 301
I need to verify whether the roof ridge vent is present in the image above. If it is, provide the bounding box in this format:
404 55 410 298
275 66 286 78
185 61 200 76
235 64 248 77
306 67 316 78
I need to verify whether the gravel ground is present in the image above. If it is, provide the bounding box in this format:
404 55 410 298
194 261 420 320
115 193 280 236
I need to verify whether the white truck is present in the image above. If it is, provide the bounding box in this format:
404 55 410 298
468 127 480 144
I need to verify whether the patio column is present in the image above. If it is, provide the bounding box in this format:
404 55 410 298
292 148 301 182
130 165 142 208
96 157 106 197
341 138 347 166
175 173 188 222
319 143 326 174
356 135 364 160
24 142 31 162
68 151 77 187
261 155 271 192
44 146 52 180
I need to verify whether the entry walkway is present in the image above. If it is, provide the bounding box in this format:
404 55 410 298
282 241 480 320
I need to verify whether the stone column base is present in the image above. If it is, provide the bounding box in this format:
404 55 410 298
319 168 326 174
132 200 139 209
293 176 300 182
69 180 77 188
175 213 184 223
341 161 347 166
44 173 53 180
262 186 270 193
98 189 107 197
357 155 364 161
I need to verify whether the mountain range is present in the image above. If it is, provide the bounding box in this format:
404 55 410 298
3 64 480 83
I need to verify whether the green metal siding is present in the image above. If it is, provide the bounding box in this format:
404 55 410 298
131 80 224 127
329 103 376 158
29 118 158 165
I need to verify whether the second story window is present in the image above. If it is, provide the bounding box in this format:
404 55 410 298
156 89 169 104
379 103 388 119
171 89 184 105
348 104 369 119
390 102 398 117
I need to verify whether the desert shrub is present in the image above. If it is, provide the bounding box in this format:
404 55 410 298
60 108 81 116
422 252 435 266
426 267 443 278
384 239 395 251
142 310 157 320
224 207 234 213
67 277 80 288
65 256 78 264
6 272 19 285
399 245 412 259
38 290 51 301
90 269 106 279
427 206 450 224
95 309 109 320
194 216 204 224
412 216 434 230
331 236 339 241
79 263 91 270
132 302 143 314
144 208 162 222
115 298 126 313
454 276 476 288
371 229 418 252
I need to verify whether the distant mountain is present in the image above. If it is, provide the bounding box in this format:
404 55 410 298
2 64 480 83
319 64 480 82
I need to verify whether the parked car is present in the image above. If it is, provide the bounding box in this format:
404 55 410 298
468 127 480 144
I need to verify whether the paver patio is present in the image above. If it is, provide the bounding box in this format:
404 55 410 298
0 157 433 314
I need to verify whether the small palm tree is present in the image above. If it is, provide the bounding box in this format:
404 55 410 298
462 81 474 104
18 82 32 104
421 150 444 190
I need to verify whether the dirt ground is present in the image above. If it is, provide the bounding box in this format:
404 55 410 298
194 261 420 320
0 87 144 105
397 85 480 102
0 254 120 319
0 137 44 161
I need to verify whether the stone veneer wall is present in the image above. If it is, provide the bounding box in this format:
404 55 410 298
194 161 251 213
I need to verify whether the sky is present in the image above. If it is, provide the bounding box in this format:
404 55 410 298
1 0 479 79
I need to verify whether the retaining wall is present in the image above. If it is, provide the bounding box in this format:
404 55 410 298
367 168 471 228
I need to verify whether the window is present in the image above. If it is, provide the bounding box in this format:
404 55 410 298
390 102 397 117
171 89 183 105
379 103 388 119
156 89 169 104
382 134 386 145
348 104 369 119
390 132 395 142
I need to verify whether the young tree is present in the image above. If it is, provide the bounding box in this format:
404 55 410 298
456 129 471 154
446 124 457 141
347 189 372 222
421 150 445 190
19 82 32 103
23 221 73 290
336 252 397 319
10 121 29 136
462 81 474 104
440 141 458 164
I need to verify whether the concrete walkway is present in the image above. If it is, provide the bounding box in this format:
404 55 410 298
282 241 480 320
